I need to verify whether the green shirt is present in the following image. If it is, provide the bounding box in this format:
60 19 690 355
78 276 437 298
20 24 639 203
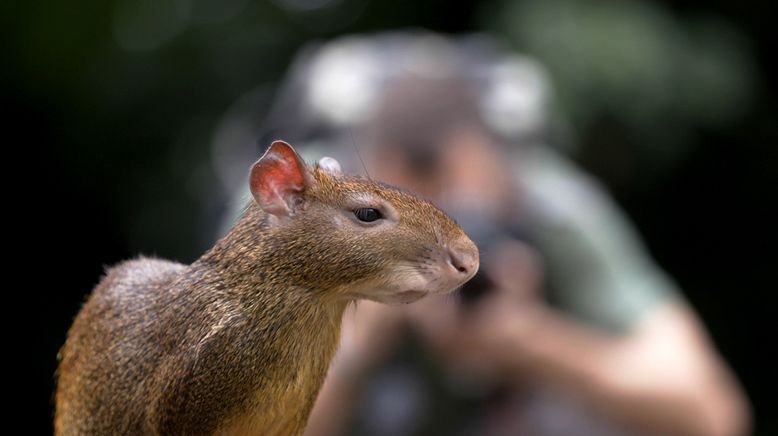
517 146 678 332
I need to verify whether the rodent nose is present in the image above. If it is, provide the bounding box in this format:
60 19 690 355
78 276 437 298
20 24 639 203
446 244 478 277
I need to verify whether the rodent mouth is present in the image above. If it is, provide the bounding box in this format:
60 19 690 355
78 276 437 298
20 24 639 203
394 290 427 304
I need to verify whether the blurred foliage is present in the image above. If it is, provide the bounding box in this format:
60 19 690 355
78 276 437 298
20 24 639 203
5 0 352 258
2 0 482 259
485 0 757 186
2 0 765 257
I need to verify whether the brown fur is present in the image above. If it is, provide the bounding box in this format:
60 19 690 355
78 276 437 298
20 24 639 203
55 162 475 436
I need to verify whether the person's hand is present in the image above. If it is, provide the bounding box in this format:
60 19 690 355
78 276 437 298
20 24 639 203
337 301 406 376
453 286 544 382
407 238 546 382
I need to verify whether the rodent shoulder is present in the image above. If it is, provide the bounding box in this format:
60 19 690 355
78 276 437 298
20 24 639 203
106 256 186 283
98 257 187 301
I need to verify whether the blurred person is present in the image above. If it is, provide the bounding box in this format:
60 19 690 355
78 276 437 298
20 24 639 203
307 110 749 435
214 33 750 436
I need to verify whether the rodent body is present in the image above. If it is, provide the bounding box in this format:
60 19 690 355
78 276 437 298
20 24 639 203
55 141 478 435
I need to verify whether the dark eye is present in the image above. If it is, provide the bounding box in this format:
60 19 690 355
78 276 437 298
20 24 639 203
354 208 383 222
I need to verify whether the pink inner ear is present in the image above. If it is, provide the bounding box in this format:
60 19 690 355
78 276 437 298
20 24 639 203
250 141 307 214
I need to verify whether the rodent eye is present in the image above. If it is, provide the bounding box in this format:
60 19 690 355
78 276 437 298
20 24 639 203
354 208 383 222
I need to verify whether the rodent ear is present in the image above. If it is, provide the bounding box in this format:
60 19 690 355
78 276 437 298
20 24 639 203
250 140 311 216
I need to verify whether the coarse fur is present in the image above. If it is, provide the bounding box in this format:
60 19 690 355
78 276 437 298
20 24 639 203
55 143 478 436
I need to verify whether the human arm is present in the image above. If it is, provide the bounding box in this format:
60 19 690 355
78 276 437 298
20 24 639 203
463 146 753 435
460 293 750 436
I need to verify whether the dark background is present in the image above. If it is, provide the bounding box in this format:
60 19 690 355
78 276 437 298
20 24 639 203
4 0 775 434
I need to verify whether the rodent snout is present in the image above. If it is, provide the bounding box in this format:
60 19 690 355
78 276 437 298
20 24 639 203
445 239 479 280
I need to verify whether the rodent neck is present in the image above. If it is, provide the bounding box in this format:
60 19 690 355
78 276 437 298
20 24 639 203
184 203 348 430
194 203 347 311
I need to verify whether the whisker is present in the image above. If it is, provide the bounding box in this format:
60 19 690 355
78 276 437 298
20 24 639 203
350 129 371 180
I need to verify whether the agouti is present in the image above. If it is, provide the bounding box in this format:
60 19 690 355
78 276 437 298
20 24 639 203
55 141 479 436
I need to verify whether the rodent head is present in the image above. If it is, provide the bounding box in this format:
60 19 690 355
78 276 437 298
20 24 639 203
248 140 479 304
